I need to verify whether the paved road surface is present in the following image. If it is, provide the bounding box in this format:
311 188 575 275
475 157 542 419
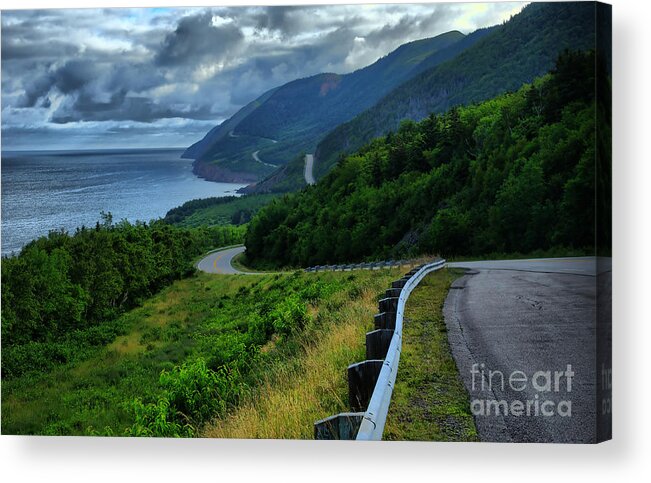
448 256 611 275
252 149 276 168
444 257 611 443
304 154 316 185
229 130 277 168
196 245 254 275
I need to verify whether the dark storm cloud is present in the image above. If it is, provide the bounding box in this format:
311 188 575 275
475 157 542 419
1 39 80 61
252 6 310 37
156 10 245 66
18 74 55 108
16 58 169 124
365 8 449 45
1 3 527 150
52 60 101 94
51 92 215 124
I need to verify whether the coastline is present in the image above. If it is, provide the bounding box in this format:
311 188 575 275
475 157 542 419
192 158 261 184
1 150 246 256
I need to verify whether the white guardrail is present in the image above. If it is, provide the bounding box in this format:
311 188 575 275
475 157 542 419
355 258 446 440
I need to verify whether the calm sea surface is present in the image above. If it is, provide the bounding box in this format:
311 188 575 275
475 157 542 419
1 148 245 255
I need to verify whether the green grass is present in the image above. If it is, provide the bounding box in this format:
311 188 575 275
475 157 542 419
2 272 250 435
202 269 403 439
383 268 478 441
1 267 404 437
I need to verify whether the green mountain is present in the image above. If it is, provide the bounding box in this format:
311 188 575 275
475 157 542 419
245 26 497 194
182 87 278 161
313 2 602 178
244 50 610 267
183 30 470 182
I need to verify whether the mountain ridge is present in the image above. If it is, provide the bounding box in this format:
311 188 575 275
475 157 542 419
313 2 601 177
183 30 469 182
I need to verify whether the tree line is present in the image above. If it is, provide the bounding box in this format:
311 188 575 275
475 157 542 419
1 215 244 378
245 50 610 267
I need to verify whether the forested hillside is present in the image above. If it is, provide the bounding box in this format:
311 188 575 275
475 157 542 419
1 217 244 379
314 2 603 178
182 87 278 161
245 50 610 267
184 30 478 181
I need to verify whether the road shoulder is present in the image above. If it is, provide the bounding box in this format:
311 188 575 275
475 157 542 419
383 268 479 441
443 270 512 442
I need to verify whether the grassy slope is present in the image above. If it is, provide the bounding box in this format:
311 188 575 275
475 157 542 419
203 133 279 177
2 272 250 435
201 269 399 439
383 268 478 441
244 153 308 194
2 268 402 437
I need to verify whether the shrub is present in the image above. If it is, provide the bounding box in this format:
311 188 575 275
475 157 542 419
268 295 308 336
125 358 241 437
125 398 192 437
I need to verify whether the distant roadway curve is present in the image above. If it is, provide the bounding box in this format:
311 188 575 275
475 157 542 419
229 130 278 168
197 245 256 275
304 154 316 185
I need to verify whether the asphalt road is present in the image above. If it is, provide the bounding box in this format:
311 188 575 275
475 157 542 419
304 154 316 185
229 130 277 168
444 257 611 443
196 245 253 275
252 149 276 168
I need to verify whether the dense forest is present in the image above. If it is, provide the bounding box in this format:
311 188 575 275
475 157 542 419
245 50 610 267
1 217 244 379
314 2 604 178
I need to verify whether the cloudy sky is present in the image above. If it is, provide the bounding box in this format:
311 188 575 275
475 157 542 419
1 2 526 151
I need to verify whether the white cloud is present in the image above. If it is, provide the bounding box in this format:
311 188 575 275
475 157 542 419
1 2 528 150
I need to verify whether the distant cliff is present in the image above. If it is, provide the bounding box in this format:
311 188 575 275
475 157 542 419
192 159 260 184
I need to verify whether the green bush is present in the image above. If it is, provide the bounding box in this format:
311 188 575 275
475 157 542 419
1 219 245 380
125 358 241 437
268 295 308 336
125 398 192 438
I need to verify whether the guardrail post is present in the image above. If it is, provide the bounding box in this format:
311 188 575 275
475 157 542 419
385 287 402 298
313 259 445 440
348 360 384 411
391 278 408 289
374 311 396 330
314 412 365 440
366 329 394 360
379 296 399 313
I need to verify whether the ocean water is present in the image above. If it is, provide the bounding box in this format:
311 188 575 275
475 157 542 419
1 148 246 256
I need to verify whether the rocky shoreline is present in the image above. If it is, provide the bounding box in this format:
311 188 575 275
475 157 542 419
192 158 260 184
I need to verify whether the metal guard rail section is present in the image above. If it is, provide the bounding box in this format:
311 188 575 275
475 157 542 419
355 259 446 440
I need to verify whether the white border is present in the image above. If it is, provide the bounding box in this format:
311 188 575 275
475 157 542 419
2 0 650 481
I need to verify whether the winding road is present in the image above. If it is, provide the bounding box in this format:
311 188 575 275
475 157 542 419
228 129 315 185
197 246 611 442
229 130 278 168
445 257 611 443
196 245 254 275
252 149 276 168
